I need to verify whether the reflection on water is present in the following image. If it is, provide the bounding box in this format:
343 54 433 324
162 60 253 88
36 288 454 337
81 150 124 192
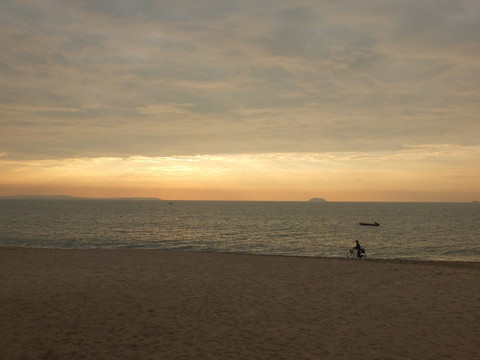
0 200 479 262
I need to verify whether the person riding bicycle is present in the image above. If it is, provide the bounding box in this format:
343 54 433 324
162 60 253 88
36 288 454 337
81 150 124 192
354 240 365 258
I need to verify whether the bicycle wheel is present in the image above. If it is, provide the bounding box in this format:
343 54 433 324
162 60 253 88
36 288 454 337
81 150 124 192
346 250 355 259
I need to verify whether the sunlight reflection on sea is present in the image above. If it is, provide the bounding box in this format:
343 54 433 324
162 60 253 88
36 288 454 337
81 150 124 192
0 200 479 262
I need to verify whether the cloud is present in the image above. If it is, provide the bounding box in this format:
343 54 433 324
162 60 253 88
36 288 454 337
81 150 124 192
0 0 479 162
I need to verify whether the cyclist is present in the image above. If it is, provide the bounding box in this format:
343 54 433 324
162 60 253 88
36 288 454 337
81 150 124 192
354 240 364 258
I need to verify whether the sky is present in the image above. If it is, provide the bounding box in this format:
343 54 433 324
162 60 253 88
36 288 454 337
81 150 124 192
1 0 479 201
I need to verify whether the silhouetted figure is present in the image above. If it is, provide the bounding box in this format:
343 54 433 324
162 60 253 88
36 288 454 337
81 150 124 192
355 240 364 258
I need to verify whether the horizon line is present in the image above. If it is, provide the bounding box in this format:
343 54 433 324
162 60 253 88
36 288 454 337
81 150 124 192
0 195 478 203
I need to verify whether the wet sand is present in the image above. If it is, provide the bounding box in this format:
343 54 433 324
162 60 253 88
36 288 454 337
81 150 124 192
1 247 479 359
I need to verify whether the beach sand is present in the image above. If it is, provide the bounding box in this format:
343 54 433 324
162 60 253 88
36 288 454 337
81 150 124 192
1 248 479 359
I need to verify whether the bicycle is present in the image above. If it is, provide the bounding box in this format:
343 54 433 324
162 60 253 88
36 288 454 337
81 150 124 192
346 247 367 259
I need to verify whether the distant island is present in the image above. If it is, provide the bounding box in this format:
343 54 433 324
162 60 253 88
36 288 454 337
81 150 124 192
308 198 327 202
0 195 162 201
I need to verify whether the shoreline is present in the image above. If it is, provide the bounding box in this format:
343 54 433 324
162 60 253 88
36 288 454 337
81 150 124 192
1 247 479 359
1 245 479 267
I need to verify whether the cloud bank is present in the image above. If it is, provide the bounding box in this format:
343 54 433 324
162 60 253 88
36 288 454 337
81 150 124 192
1 0 479 161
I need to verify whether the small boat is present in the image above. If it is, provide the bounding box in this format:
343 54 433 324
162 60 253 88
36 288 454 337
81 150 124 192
359 221 380 226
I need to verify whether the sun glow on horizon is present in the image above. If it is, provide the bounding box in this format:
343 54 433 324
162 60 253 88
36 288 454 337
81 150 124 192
1 145 479 202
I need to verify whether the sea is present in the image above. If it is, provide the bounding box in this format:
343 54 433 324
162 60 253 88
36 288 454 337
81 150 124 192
0 199 479 262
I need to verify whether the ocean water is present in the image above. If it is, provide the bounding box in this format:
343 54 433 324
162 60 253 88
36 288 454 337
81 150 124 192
0 200 479 262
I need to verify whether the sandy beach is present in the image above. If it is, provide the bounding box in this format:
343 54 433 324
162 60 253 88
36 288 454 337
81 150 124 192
1 248 479 359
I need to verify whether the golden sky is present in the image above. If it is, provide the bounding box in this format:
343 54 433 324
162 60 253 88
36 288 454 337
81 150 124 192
1 1 479 201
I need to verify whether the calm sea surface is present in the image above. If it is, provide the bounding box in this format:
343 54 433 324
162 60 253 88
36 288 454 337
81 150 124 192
0 200 479 262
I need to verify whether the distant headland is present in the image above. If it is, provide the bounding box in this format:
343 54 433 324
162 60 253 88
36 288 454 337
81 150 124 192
0 195 162 201
308 198 327 202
